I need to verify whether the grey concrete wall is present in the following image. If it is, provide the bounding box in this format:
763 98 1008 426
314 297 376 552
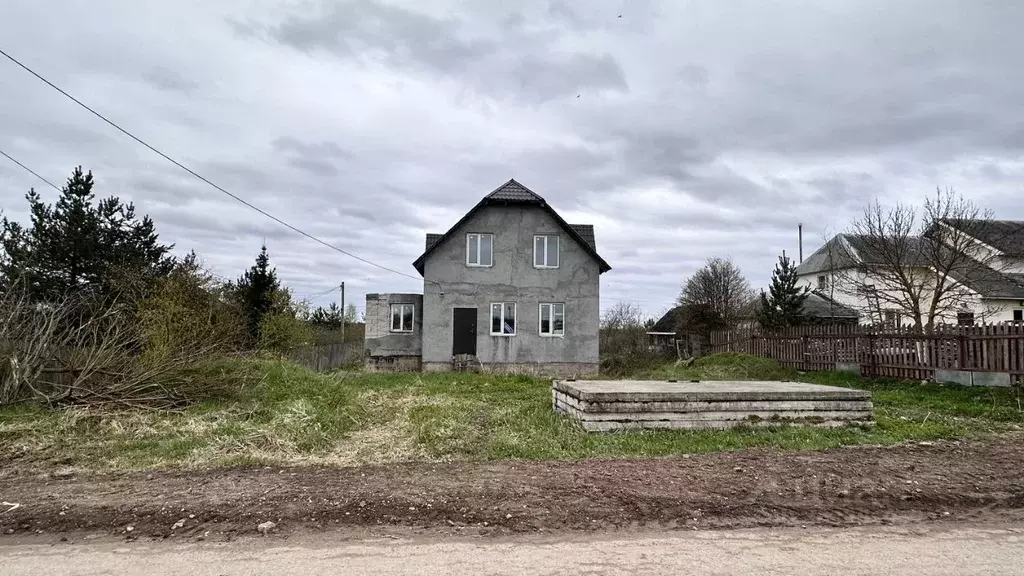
421 205 601 371
364 293 423 362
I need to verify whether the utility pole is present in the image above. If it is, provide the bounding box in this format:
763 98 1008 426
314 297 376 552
340 281 345 342
798 223 804 263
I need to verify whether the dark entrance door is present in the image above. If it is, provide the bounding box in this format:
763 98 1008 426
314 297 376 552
452 308 477 355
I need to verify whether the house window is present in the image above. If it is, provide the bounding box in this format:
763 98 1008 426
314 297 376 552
390 304 414 332
817 275 827 290
534 235 559 268
490 302 516 335
539 303 565 336
1015 309 1023 323
957 311 975 326
884 309 902 327
466 233 493 267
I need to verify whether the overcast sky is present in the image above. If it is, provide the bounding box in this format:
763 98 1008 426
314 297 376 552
2 1 1022 319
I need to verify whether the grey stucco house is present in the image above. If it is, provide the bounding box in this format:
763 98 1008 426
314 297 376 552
364 179 611 375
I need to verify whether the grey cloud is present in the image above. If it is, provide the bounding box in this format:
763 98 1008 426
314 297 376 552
4 0 1024 317
242 0 628 103
140 67 199 93
273 137 350 159
272 136 352 177
675 64 709 89
511 53 627 102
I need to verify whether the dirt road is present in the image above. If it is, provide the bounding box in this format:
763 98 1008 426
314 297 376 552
3 524 1022 575
3 435 1024 539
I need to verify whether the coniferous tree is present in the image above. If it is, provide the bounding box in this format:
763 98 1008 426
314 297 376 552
0 167 173 300
758 254 810 330
230 245 280 346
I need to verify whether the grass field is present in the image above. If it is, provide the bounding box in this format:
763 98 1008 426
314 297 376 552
1 353 1022 471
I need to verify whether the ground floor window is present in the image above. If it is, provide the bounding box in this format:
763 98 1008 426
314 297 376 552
539 302 565 336
957 311 975 326
491 302 516 335
1015 309 1023 323
390 304 414 332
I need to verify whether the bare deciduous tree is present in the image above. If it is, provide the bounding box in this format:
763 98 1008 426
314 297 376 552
678 258 755 327
838 188 1008 331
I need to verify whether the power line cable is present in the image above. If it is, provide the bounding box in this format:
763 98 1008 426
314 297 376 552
298 286 340 301
0 47 429 284
0 148 61 192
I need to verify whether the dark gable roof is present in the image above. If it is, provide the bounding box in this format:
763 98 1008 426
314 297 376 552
425 233 443 251
939 219 1024 256
485 179 544 202
802 291 858 318
650 294 858 334
649 306 682 333
412 179 611 275
569 224 596 251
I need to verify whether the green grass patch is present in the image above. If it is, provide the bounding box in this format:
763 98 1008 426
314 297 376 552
1 354 1022 471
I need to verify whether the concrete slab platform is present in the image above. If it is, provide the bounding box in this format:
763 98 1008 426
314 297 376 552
553 379 874 432
553 379 870 403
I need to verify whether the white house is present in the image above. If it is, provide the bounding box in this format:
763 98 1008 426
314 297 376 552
794 220 1024 326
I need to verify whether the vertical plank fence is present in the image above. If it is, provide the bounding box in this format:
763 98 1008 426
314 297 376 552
707 323 1024 385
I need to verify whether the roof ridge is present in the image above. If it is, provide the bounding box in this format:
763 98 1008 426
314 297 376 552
484 178 545 202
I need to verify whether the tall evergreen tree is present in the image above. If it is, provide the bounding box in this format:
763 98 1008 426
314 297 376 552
230 245 280 346
0 167 173 300
758 254 810 330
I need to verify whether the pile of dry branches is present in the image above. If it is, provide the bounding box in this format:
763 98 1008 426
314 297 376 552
0 280 232 410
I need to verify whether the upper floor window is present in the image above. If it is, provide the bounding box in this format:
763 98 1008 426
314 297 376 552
491 302 516 335
534 235 559 268
466 233 493 267
539 303 565 336
391 304 414 332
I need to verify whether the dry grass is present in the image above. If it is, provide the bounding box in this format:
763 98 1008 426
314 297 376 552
2 355 1023 472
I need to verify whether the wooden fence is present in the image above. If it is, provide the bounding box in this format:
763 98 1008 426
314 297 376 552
284 340 363 371
708 323 1024 384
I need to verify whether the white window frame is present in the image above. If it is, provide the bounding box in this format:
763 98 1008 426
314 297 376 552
466 233 493 267
533 235 559 268
390 303 415 333
539 302 565 337
490 302 517 336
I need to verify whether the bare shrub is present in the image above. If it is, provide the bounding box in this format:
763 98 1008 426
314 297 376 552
0 275 239 409
600 302 661 376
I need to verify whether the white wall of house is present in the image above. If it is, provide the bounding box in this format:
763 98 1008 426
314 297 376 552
796 269 1016 326
983 299 1024 323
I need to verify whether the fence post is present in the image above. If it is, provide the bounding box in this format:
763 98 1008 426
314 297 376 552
958 334 967 370
868 333 877 377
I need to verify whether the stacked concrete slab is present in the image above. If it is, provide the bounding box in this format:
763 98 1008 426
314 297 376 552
553 380 873 432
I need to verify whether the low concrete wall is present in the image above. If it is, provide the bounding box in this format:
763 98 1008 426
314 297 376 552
366 356 422 372
934 369 973 387
836 363 861 376
423 361 598 377
934 369 1012 387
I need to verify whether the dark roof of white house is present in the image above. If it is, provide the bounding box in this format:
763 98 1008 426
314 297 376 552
937 219 1024 256
796 233 1024 299
413 179 610 275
